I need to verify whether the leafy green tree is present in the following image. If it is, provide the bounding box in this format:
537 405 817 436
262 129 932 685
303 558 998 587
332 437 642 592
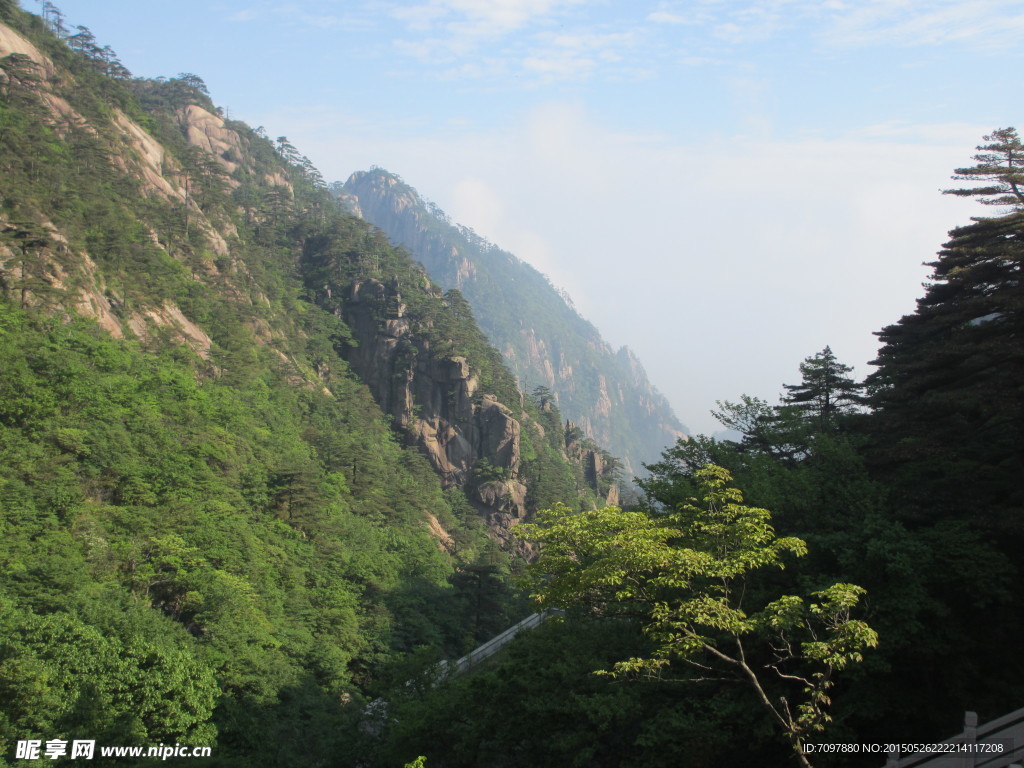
633 131 1023 752
709 394 806 461
66 25 97 56
0 599 218 748
379 616 727 768
530 384 553 409
699 348 862 467
175 72 209 96
0 52 43 103
0 6 630 763
519 466 876 766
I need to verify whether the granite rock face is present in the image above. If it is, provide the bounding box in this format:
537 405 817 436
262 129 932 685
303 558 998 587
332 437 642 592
341 278 529 530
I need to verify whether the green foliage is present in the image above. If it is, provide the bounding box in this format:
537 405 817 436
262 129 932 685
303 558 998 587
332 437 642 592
0 10 564 764
471 458 509 484
868 208 1024 531
298 216 523 410
377 618 779 768
520 467 876 764
781 346 863 433
0 295 476 761
518 388 617 511
11 10 1021 767
0 598 218 752
845 132 1024 742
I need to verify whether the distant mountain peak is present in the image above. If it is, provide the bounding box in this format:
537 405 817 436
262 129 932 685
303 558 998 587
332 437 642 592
337 169 688 475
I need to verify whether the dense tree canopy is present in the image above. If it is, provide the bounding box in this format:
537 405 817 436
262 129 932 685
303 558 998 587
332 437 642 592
519 467 877 766
870 144 1024 530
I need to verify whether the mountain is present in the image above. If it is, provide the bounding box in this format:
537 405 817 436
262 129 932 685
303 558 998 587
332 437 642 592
0 5 618 763
336 168 688 477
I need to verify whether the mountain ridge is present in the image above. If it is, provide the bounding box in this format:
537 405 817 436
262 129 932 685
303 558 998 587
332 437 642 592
336 167 688 477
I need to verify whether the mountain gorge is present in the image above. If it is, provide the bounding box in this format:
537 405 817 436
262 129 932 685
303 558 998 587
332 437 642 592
337 168 688 478
4 3 1023 767
0 4 621 763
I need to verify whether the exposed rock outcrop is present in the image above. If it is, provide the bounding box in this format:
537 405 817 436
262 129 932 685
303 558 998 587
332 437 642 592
565 419 621 509
176 104 245 177
475 479 529 546
340 277 529 534
0 23 56 79
0 21 289 366
126 302 213 359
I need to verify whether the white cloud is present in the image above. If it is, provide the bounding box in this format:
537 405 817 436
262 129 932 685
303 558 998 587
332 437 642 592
449 178 565 280
650 0 1024 52
226 8 265 22
451 178 505 235
519 30 638 81
522 53 598 79
820 0 1024 49
445 0 586 32
225 3 374 30
850 120 988 144
381 0 1021 88
384 0 656 83
293 12 374 30
648 11 692 24
390 3 449 30
392 0 588 38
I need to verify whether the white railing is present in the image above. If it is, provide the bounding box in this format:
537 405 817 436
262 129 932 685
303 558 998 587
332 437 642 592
883 707 1024 768
439 609 561 677
363 609 562 732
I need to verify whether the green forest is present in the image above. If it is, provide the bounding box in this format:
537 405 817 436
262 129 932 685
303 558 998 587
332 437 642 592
1 1 1022 766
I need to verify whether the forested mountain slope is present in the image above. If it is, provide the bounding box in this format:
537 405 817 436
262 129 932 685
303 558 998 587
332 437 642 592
337 168 688 477
0 3 616 764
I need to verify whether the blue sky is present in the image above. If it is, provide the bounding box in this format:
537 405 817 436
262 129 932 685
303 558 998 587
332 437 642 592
29 0 1023 435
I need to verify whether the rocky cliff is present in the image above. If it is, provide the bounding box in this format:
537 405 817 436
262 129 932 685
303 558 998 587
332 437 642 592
338 276 532 541
336 169 688 477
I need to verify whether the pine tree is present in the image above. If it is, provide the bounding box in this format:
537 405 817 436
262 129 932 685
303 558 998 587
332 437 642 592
0 221 55 309
944 127 1024 210
868 129 1024 531
781 346 863 433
